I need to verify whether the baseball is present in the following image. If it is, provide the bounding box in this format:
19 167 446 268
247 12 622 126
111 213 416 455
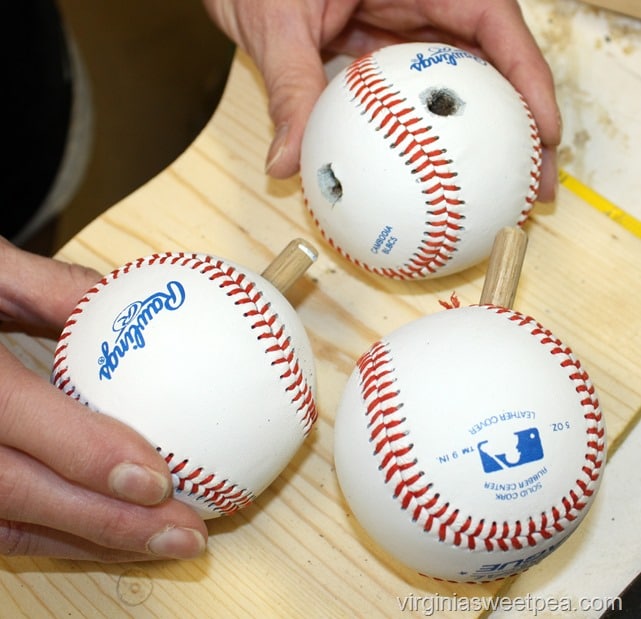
334 305 605 582
300 42 542 279
52 252 317 519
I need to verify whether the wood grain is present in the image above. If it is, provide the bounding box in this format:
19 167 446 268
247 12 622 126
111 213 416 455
261 238 318 293
1 49 640 618
580 0 641 18
479 227 528 308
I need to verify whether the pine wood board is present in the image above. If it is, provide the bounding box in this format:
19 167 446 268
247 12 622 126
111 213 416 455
1 49 640 618
580 0 641 19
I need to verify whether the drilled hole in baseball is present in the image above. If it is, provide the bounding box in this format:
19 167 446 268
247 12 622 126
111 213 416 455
317 163 343 205
422 87 464 117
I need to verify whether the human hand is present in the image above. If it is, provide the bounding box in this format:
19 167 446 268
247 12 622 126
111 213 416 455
204 0 561 202
0 238 208 562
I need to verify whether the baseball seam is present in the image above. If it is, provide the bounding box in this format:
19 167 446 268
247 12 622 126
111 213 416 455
305 51 542 279
355 305 605 551
52 252 317 517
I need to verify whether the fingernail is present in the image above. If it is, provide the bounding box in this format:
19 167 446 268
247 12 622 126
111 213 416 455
539 148 559 204
109 463 172 505
147 527 207 559
265 123 289 174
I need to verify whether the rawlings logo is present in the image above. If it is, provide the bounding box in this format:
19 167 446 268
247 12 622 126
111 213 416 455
410 47 486 71
98 280 186 381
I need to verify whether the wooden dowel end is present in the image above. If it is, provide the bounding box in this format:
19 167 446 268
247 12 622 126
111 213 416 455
261 238 318 293
479 227 528 309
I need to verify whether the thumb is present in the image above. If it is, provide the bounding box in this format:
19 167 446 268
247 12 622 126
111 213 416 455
257 30 328 179
204 0 329 178
0 237 101 327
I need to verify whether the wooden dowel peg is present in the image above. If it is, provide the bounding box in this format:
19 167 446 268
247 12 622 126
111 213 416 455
479 226 528 309
261 238 318 293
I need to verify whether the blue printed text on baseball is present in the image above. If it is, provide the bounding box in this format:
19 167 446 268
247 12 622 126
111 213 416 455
98 280 186 381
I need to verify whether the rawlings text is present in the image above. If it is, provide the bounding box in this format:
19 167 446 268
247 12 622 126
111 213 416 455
410 47 486 71
98 280 186 380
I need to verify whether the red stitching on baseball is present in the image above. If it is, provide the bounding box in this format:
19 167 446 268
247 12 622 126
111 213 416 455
304 52 542 280
355 305 605 552
161 451 253 516
52 252 316 517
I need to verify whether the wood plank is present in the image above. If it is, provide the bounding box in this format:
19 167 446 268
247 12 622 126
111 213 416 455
580 0 641 18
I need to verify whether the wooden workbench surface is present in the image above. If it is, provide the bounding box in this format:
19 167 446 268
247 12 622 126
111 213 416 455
1 33 641 619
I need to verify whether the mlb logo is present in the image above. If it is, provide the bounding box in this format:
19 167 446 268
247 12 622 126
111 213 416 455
478 427 544 473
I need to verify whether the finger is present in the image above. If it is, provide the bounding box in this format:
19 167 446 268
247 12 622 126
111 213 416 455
0 520 165 563
205 1 362 178
217 1 330 178
325 20 409 58
0 446 207 560
472 3 562 197
259 28 329 178
0 237 101 327
0 345 173 507
483 30 559 144
537 145 559 204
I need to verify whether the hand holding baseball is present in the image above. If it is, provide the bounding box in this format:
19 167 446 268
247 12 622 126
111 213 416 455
301 42 542 279
203 0 560 202
0 239 207 562
52 242 318 521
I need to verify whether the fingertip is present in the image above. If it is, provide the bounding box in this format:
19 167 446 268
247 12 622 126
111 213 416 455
108 462 173 506
260 46 327 179
537 146 559 204
265 91 320 179
265 123 294 178
147 525 208 560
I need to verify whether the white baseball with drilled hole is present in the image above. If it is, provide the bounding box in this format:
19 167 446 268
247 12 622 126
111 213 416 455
334 305 605 582
52 252 317 519
300 42 542 279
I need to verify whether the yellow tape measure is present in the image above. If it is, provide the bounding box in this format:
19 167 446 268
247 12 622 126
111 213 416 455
559 168 641 239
